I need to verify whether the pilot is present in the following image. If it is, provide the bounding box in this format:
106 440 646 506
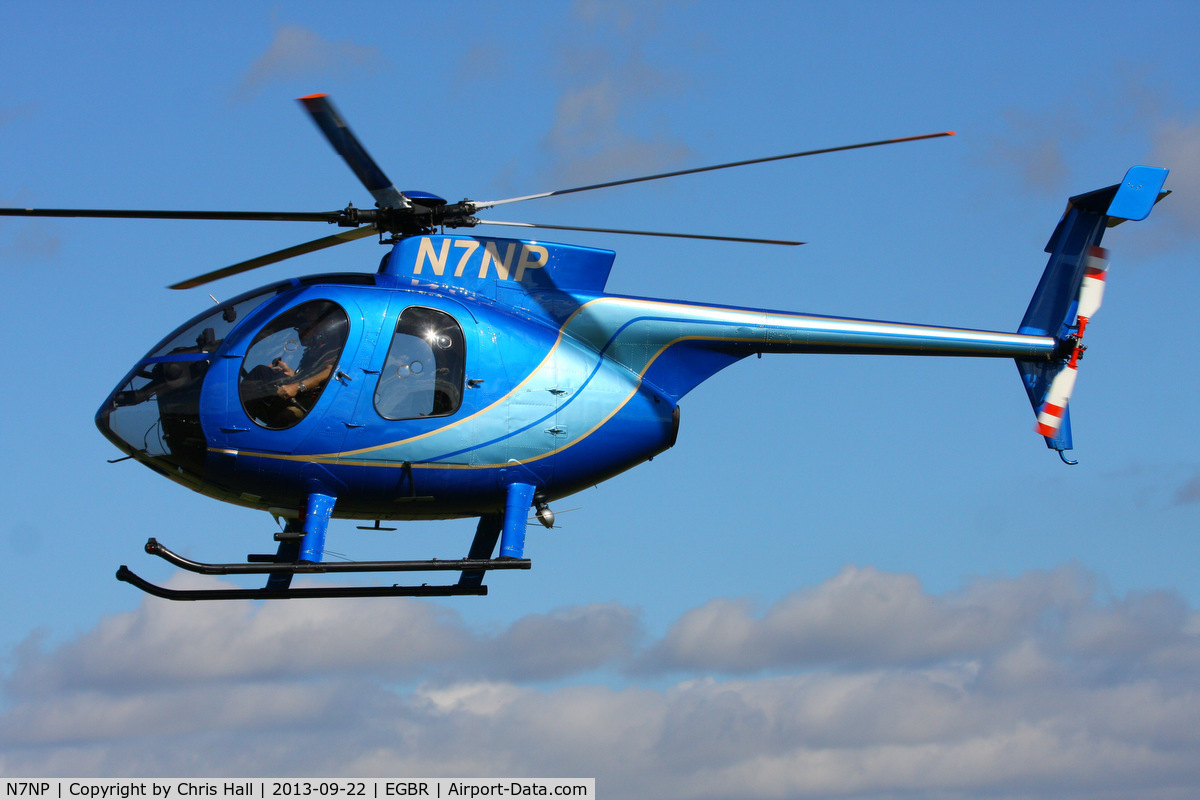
275 306 344 395
243 302 348 427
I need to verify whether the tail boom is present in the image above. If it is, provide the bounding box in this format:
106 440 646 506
560 295 1058 400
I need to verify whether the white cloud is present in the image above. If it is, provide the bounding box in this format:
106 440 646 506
979 76 1198 252
1176 471 1200 504
0 103 36 128
3 566 1199 799
977 107 1074 196
1148 117 1200 246
0 221 61 262
638 565 1117 674
234 25 385 101
7 575 638 698
531 4 693 189
0 190 63 262
543 79 693 187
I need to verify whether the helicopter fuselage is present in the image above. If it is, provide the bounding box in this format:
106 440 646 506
97 233 1059 524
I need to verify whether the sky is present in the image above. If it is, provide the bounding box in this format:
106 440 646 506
1 1 1198 797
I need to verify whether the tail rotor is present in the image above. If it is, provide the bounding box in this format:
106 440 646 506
1033 245 1107 440
1016 166 1168 461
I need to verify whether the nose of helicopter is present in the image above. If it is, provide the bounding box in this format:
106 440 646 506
96 357 211 482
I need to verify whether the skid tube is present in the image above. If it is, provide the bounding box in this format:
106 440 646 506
116 537 531 601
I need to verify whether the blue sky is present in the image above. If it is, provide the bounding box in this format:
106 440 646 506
2 1 1199 797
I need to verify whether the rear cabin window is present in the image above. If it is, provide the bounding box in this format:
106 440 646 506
374 307 465 420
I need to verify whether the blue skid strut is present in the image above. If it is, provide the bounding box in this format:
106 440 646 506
116 487 532 600
265 491 335 591
500 482 537 559
458 483 537 587
299 492 336 563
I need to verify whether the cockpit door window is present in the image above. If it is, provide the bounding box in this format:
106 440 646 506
374 306 465 420
239 300 350 429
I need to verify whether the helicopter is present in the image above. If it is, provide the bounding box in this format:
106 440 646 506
2 95 1169 600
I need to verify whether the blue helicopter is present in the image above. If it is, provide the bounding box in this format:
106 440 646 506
2 95 1169 600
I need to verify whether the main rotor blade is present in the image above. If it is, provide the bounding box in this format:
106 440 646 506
476 219 804 246
0 207 344 223
298 94 412 210
474 131 955 210
169 225 378 290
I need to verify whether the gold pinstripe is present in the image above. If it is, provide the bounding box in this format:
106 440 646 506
209 296 1052 469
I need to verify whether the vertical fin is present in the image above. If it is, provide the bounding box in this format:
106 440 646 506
1015 166 1168 457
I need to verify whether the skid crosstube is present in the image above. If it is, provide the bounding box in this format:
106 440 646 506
116 537 531 601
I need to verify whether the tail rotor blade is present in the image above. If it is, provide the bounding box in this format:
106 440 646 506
1035 365 1078 438
1031 247 1110 442
298 94 411 210
1076 246 1108 329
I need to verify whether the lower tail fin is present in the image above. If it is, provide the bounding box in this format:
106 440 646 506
1016 166 1169 461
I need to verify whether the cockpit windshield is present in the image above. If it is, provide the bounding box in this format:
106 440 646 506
150 286 286 358
96 283 286 480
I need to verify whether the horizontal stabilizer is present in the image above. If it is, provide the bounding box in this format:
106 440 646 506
1107 165 1170 222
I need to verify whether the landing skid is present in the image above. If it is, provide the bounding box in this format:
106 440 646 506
117 537 531 601
117 484 544 601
